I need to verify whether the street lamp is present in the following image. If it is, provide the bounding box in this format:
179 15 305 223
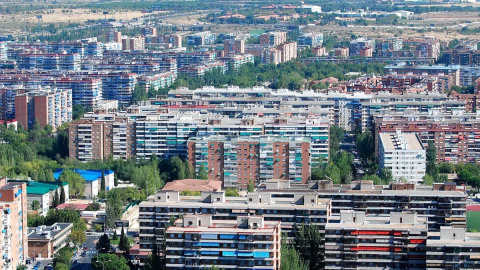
33 243 40 261
96 259 111 270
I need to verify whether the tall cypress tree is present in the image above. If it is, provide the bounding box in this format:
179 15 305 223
60 186 66 204
101 171 106 191
53 189 59 207
119 226 130 251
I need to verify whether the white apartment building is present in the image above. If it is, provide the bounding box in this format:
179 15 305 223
379 130 426 183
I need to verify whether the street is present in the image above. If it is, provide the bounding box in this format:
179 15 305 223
72 234 100 270
27 259 52 270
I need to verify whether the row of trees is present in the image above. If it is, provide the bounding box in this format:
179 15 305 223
132 61 385 95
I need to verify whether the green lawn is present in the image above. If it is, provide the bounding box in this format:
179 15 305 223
110 238 135 246
467 211 480 232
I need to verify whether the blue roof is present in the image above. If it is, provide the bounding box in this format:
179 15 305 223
54 169 114 182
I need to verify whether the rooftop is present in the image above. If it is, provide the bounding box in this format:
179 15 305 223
162 179 222 192
379 131 423 151
54 169 114 182
28 222 73 240
10 181 65 195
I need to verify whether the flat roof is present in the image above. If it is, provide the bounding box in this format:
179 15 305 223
54 169 114 182
379 132 423 151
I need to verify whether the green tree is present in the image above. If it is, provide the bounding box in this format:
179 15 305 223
294 223 324 270
329 126 344 155
95 234 110 253
53 247 74 269
53 263 69 270
144 241 165 270
118 226 130 251
380 168 393 184
59 186 66 204
94 224 103 232
169 156 186 180
101 171 106 191
247 179 255 192
426 141 438 180
105 190 123 229
114 174 118 186
31 200 40 212
439 163 455 173
113 230 118 241
225 188 239 197
59 170 85 197
70 229 86 253
184 160 194 179
91 253 129 270
423 174 434 185
53 189 59 208
197 164 208 180
281 233 308 270
96 234 111 253
362 173 383 185
356 130 375 165
17 265 27 270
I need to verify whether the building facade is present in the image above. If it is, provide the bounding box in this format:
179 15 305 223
15 88 72 130
165 215 281 270
378 131 426 183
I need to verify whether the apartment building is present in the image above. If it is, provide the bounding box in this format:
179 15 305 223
426 227 480 269
165 215 281 270
159 34 182 48
376 119 480 164
259 32 287 46
312 46 327 56
68 113 137 161
187 136 310 188
17 53 81 71
334 47 349 57
378 130 426 183
139 190 331 252
325 210 428 270
264 180 466 231
55 77 102 107
297 33 323 47
384 64 460 87
349 38 375 56
276 41 297 62
0 74 102 108
0 179 28 270
442 49 480 66
186 31 216 46
348 74 448 94
359 47 373 57
15 88 72 130
88 72 137 105
27 223 73 259
224 39 245 54
261 48 282 64
379 37 403 51
122 37 145 51
104 31 122 43
137 72 176 91
0 41 7 60
143 27 157 37
178 62 226 78
218 54 254 72
0 86 26 121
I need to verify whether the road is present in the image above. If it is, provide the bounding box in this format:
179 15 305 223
28 259 53 270
72 234 100 270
